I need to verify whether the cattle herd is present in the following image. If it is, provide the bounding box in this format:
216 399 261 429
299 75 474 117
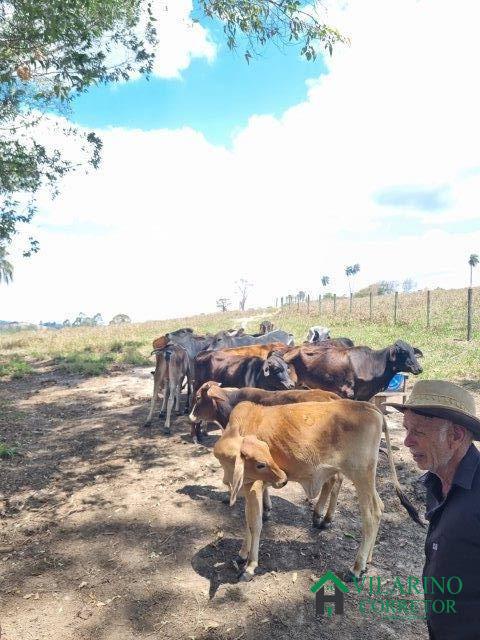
144 321 425 581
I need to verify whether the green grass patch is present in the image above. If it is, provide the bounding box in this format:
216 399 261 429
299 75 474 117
0 443 18 459
54 352 116 375
0 356 34 378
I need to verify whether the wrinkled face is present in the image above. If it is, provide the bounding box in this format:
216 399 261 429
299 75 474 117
189 383 222 424
393 341 423 375
403 410 456 471
263 355 296 389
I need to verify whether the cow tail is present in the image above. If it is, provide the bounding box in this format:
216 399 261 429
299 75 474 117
382 415 425 527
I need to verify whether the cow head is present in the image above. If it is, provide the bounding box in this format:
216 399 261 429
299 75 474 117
389 340 423 375
262 353 296 389
209 332 234 350
214 433 288 505
189 381 228 425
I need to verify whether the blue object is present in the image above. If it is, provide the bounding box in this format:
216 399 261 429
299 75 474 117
387 373 406 391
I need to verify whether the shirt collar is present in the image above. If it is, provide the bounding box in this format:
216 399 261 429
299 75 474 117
421 443 480 491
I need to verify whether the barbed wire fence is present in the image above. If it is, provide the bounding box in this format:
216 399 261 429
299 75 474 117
274 287 477 341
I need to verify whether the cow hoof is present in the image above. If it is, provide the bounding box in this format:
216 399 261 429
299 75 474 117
238 571 254 582
158 412 166 419
143 421 152 428
221 494 230 505
162 428 171 436
262 509 271 522
313 516 331 530
183 406 190 415
234 555 247 566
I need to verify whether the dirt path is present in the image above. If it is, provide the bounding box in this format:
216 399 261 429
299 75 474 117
0 368 449 639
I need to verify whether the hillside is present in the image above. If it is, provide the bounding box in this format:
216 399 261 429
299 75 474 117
0 286 479 381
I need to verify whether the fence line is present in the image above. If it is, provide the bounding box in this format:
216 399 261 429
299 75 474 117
276 288 477 340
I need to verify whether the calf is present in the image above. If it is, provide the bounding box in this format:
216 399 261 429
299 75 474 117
214 400 423 581
190 383 341 522
144 344 191 433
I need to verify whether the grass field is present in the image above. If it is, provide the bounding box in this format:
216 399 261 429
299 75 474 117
0 286 479 382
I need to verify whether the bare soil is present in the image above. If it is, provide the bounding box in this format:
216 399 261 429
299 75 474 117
1 367 471 640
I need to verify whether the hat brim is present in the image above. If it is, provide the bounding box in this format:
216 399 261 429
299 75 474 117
383 401 480 440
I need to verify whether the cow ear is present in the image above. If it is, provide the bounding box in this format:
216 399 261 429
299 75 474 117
389 346 397 362
207 385 226 402
414 347 423 358
230 454 245 506
262 360 270 376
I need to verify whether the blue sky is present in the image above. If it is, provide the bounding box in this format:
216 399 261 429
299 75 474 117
71 41 328 147
5 0 480 323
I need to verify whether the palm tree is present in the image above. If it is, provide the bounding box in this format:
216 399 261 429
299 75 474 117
321 275 330 288
0 246 13 285
345 263 360 295
468 254 479 287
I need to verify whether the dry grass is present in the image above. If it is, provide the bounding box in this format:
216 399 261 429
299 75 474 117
0 287 479 381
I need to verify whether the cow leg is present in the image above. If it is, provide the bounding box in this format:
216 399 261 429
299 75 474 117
175 379 182 415
158 381 168 417
238 481 263 581
367 492 384 563
313 473 343 529
144 371 162 427
262 485 272 521
163 381 175 434
345 473 382 580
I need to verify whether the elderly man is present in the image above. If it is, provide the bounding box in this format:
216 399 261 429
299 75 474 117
386 380 480 640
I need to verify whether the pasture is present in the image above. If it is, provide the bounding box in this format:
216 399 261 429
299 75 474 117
1 291 479 640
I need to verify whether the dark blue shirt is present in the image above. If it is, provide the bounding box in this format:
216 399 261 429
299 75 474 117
422 444 480 639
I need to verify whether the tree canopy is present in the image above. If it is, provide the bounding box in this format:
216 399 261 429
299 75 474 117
0 0 345 256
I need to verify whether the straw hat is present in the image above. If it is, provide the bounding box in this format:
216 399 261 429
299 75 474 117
384 379 480 440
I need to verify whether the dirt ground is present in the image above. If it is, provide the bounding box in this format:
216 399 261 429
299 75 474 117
1 367 473 640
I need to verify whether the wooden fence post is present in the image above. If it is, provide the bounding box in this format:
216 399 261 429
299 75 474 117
349 293 353 313
369 290 373 321
297 296 300 311
467 287 473 341
394 291 398 325
281 296 284 308
333 294 337 314
275 297 278 308
307 294 310 314
427 290 431 328
318 294 322 314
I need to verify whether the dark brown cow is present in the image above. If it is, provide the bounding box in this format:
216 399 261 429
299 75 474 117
190 351 297 443
283 339 423 400
189 381 339 429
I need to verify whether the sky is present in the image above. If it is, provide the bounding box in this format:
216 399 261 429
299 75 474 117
3 0 480 324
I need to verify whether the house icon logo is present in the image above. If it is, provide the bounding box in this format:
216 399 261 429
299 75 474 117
310 571 349 617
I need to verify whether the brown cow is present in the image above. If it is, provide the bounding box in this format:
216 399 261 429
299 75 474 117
215 342 290 359
213 400 423 581
190 382 342 524
283 339 423 400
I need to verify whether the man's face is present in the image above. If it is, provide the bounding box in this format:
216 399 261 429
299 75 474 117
403 410 455 472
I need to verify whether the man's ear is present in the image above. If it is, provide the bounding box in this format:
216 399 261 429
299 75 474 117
230 454 245 506
262 360 270 376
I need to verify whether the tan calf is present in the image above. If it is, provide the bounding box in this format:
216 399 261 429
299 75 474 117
144 344 191 433
213 400 422 581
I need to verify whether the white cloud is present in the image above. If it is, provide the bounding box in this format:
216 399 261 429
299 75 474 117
3 0 480 323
